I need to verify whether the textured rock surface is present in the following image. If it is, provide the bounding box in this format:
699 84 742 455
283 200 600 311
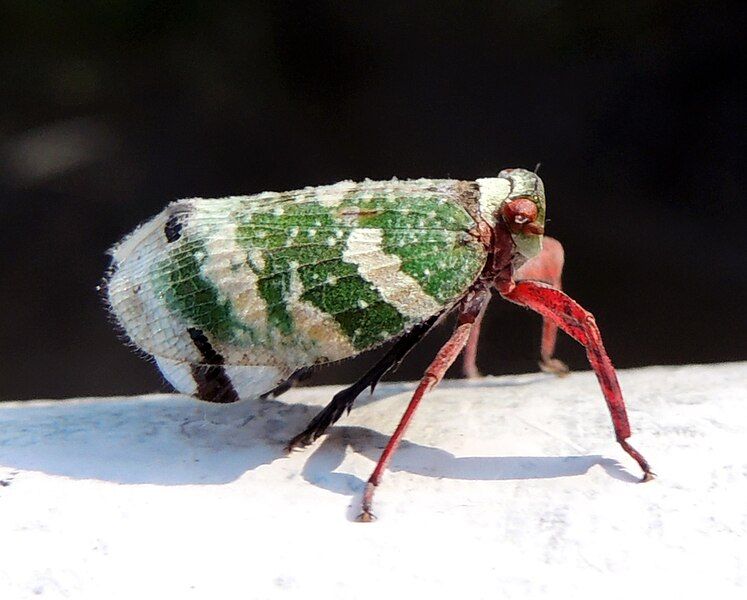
1 362 745 599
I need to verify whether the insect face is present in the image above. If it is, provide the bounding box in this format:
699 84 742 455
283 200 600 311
497 168 546 260
501 197 543 235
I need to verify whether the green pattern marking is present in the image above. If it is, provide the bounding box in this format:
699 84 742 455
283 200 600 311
346 195 485 303
157 238 250 343
156 184 487 358
235 201 407 350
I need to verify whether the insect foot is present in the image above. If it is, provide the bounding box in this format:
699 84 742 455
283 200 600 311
356 512 376 523
539 357 570 377
284 432 316 454
356 482 378 523
619 439 656 482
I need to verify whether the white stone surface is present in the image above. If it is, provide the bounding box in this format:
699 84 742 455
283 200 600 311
0 362 745 599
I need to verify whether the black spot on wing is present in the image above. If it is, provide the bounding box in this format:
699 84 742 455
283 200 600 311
164 213 183 242
188 327 225 364
190 364 240 404
187 327 240 403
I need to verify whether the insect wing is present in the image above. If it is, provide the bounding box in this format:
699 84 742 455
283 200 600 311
106 179 487 398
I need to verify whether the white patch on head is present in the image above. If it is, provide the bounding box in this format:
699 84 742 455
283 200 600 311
342 228 442 319
476 177 511 224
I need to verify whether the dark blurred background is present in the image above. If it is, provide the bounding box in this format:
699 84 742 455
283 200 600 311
1 1 745 400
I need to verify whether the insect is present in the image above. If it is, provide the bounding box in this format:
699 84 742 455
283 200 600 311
105 168 654 520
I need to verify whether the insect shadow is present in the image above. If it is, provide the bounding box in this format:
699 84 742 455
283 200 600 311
301 426 637 520
0 394 313 486
0 374 637 496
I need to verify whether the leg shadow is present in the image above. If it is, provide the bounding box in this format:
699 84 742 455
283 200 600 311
300 425 640 520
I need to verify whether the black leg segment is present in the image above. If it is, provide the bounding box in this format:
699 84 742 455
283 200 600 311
286 313 441 451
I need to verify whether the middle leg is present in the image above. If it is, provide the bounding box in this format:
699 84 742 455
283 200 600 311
358 288 489 521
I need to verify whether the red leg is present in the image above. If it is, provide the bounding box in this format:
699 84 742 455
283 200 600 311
514 236 569 375
500 280 654 481
461 301 486 378
359 290 488 521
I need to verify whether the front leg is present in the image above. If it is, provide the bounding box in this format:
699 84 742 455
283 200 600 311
500 280 654 481
461 236 568 378
514 236 568 375
460 301 486 379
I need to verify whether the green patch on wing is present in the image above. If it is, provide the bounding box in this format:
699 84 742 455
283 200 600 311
157 238 251 342
235 201 406 350
300 266 405 349
173 187 488 353
236 202 340 335
346 195 485 303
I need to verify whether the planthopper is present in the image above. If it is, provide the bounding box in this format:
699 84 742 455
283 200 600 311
104 168 654 521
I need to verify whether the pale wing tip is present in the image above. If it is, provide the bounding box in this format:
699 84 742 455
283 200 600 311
154 356 285 401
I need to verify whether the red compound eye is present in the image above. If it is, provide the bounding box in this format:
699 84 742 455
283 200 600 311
501 197 543 234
